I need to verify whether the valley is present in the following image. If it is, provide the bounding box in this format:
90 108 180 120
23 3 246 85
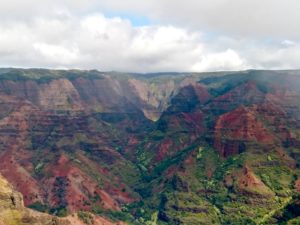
0 69 299 224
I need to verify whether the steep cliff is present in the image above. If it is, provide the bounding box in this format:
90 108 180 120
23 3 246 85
0 174 124 225
0 173 68 225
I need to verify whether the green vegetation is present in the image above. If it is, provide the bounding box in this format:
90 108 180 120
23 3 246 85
78 211 94 225
0 68 104 83
28 202 49 213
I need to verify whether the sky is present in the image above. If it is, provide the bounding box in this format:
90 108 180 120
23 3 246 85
0 0 300 72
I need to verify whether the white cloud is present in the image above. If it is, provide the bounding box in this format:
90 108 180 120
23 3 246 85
96 0 300 39
33 43 79 64
0 0 299 71
0 13 250 72
282 40 296 47
192 49 247 72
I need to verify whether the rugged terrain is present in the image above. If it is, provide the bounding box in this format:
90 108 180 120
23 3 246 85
0 68 299 224
0 173 122 225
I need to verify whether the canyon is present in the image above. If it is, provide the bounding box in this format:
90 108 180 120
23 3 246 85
0 68 299 224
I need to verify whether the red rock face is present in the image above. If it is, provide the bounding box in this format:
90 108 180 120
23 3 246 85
239 166 265 188
191 83 211 104
0 149 136 212
295 179 300 192
164 111 205 136
252 102 298 146
147 84 209 162
236 166 273 196
208 81 266 114
214 106 275 157
155 139 174 162
45 154 123 212
0 150 45 205
0 75 191 121
0 92 138 211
